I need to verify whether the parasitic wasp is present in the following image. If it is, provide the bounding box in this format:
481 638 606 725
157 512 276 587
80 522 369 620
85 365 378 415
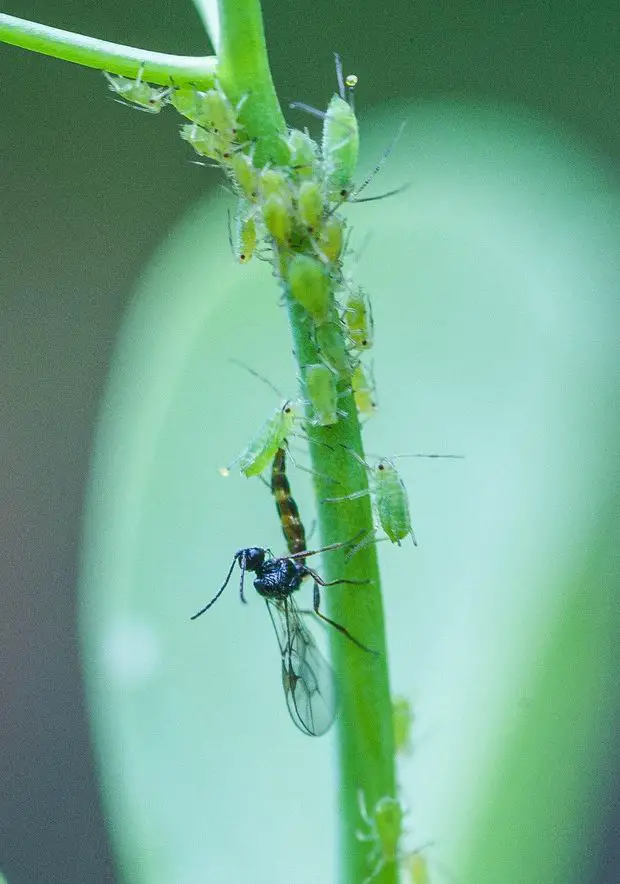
192 536 373 736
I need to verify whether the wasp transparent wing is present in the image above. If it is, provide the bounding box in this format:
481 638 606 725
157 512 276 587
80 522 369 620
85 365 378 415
265 597 338 736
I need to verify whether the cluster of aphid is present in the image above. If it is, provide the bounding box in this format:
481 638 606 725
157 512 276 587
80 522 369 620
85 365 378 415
353 697 433 883
104 57 380 430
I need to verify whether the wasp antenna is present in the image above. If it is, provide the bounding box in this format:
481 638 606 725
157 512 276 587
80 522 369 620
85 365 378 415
190 552 239 619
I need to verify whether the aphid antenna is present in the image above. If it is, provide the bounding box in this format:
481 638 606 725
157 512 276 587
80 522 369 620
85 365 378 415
321 121 408 215
287 450 342 486
190 159 220 169
289 100 326 123
229 357 286 399
387 452 465 461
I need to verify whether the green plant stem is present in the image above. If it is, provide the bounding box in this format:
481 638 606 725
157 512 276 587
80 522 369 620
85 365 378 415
216 0 288 164
287 298 398 884
0 13 216 86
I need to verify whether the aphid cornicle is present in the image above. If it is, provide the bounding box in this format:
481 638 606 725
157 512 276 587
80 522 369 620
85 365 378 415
305 363 339 426
104 67 170 113
191 539 372 736
234 400 298 478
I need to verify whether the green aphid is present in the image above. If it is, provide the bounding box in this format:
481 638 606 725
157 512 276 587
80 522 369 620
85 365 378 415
372 459 414 545
104 68 170 114
170 85 205 121
322 58 359 201
262 194 292 247
287 128 319 179
227 151 259 202
297 180 325 232
316 214 346 265
288 254 331 324
343 286 374 350
230 203 257 264
236 401 298 477
351 363 377 416
259 167 292 204
305 363 339 426
324 453 416 546
357 791 406 884
198 87 242 139
403 852 430 884
315 309 351 377
323 94 359 201
391 695 414 755
180 122 224 160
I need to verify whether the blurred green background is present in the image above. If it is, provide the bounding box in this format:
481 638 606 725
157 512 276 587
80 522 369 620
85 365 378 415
1 2 619 883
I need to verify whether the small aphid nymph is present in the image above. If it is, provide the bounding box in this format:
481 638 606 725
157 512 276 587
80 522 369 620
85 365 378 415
392 695 414 755
351 363 377 416
343 286 374 350
104 66 170 113
305 363 339 426
235 400 298 477
357 791 407 884
288 253 331 324
229 202 257 264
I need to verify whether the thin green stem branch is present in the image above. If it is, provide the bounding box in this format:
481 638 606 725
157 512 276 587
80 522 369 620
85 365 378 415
0 13 216 86
216 0 288 164
287 298 398 884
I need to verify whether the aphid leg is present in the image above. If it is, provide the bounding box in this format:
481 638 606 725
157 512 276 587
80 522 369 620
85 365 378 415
356 789 373 835
190 551 241 619
285 533 365 562
284 446 341 486
345 531 387 561
322 488 370 503
312 583 376 654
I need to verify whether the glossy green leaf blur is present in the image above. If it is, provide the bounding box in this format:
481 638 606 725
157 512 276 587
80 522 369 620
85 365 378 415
80 102 620 882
